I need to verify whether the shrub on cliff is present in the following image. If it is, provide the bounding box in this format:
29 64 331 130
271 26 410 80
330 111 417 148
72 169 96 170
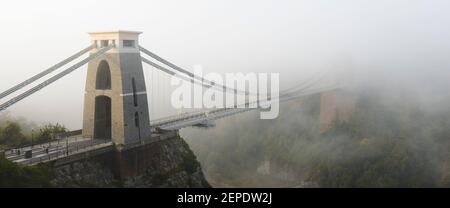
0 157 53 188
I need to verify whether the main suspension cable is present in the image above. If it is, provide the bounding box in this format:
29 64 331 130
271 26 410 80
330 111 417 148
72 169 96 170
139 46 258 96
0 45 113 111
0 44 95 100
142 57 215 89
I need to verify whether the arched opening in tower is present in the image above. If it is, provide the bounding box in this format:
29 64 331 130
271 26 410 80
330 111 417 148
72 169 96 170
96 60 111 90
94 96 112 140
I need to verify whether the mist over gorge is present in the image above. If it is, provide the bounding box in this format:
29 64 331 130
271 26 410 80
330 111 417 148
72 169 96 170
181 71 450 188
1 0 450 190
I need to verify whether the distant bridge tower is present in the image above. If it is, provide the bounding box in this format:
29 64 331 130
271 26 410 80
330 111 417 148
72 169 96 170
319 89 355 132
82 31 151 146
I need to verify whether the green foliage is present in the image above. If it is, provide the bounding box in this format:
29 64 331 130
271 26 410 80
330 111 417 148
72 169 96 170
0 157 53 188
182 151 200 174
0 122 27 147
183 91 450 188
0 120 66 187
0 121 67 149
309 122 438 187
34 123 67 144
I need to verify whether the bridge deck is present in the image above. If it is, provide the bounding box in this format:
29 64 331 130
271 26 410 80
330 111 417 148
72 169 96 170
5 136 112 165
5 130 179 166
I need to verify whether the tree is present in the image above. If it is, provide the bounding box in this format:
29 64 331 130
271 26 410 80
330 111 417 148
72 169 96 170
0 122 26 147
0 157 53 188
35 123 67 143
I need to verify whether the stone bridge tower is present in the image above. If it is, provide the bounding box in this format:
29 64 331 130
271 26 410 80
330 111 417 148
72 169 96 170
82 31 151 146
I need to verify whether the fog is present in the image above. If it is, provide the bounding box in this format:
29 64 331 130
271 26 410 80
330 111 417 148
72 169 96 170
0 0 450 129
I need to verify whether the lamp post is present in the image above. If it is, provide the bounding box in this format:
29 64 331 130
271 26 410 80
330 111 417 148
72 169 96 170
31 129 34 149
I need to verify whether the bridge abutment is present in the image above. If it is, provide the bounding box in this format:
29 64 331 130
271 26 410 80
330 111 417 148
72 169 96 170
319 89 356 132
50 131 210 187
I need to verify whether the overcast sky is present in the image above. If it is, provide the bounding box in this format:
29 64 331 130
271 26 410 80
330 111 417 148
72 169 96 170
0 0 449 129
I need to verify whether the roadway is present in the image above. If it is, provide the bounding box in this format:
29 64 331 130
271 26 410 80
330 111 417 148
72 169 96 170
5 136 111 165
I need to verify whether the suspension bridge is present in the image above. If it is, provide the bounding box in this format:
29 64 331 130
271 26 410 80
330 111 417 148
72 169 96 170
0 31 338 169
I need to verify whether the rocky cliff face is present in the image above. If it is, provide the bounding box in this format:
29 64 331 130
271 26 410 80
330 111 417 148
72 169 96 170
50 136 210 188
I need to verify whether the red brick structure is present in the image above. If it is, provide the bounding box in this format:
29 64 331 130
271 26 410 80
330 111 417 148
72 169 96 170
319 89 355 132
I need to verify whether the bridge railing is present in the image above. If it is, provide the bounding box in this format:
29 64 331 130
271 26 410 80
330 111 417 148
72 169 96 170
151 106 253 128
10 137 112 166
151 110 210 127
